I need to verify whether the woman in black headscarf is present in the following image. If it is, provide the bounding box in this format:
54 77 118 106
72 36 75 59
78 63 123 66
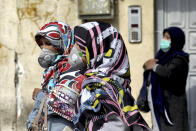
143 27 189 131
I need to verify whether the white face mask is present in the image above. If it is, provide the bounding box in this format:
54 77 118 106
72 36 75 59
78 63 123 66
38 48 56 69
68 46 86 70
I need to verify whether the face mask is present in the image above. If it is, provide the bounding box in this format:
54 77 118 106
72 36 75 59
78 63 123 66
38 48 56 69
68 46 86 70
160 39 171 52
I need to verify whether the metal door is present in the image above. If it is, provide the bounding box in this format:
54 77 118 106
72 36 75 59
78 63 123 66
155 0 196 130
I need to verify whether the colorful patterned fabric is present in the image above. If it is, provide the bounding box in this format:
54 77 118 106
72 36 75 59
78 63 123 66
35 21 79 92
47 70 85 121
40 55 84 93
35 21 74 55
73 22 150 131
34 21 85 122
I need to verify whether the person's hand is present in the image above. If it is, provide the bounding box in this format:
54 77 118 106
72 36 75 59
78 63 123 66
143 59 158 70
32 88 42 100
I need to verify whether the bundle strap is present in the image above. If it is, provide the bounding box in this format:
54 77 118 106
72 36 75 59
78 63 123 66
31 94 48 131
44 100 48 131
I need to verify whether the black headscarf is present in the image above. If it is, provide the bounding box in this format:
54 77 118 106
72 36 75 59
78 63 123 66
163 26 185 51
156 27 188 62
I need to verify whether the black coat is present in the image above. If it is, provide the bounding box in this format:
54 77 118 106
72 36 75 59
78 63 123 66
155 54 189 96
154 54 189 131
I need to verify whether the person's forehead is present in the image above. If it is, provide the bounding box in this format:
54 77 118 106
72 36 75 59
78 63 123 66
164 32 170 37
164 32 169 35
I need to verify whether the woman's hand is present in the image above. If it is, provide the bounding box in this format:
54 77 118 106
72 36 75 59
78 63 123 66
143 59 158 70
32 88 42 100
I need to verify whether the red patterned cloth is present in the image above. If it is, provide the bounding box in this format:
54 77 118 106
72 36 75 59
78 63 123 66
35 21 85 121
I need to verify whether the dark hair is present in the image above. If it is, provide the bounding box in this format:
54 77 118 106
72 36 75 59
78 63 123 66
38 37 51 47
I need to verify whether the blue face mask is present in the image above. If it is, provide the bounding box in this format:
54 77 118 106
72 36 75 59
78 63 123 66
160 39 171 52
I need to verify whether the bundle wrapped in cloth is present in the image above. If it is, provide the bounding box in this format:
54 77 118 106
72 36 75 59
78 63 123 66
47 84 80 121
